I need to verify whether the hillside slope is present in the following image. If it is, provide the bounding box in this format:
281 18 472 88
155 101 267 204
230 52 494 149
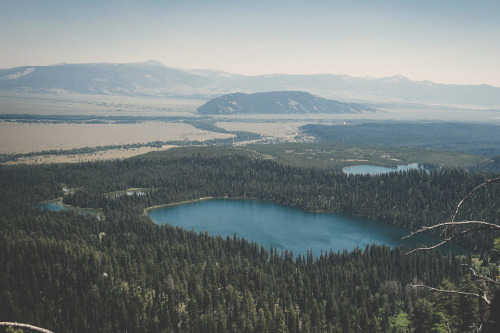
197 91 375 115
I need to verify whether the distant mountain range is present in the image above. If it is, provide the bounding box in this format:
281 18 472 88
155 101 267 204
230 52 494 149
197 91 375 115
1 60 500 107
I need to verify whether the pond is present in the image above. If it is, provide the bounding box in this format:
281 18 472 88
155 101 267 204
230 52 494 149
147 198 467 256
343 163 427 175
37 200 103 220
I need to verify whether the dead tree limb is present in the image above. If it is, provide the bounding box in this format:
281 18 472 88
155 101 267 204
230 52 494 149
411 284 491 304
405 177 500 325
465 264 500 287
403 177 500 255
0 322 54 333
449 177 500 223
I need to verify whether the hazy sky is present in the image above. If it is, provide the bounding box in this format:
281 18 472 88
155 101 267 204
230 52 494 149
1 0 500 87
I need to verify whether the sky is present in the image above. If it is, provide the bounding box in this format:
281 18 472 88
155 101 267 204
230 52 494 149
1 0 500 87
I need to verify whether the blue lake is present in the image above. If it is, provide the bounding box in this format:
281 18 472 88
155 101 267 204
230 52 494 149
147 198 467 256
343 163 426 175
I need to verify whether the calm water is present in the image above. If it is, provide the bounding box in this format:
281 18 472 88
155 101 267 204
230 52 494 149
343 163 425 175
37 201 102 219
148 199 467 256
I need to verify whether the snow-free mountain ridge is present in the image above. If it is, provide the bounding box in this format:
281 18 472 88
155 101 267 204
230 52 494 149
1 60 499 107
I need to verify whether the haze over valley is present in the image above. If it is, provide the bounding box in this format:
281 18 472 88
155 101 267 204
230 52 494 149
2 1 500 332
1 58 500 163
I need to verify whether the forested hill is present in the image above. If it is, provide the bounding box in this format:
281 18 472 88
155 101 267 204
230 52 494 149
197 91 375 115
1 147 500 331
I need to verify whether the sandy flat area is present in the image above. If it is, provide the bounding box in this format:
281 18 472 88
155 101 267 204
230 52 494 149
0 122 234 154
6 146 177 164
216 122 307 141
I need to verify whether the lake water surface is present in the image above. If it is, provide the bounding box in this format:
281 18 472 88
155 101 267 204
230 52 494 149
147 198 466 256
37 200 102 219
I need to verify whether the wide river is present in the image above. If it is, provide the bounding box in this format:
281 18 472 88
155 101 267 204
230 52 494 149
147 198 467 256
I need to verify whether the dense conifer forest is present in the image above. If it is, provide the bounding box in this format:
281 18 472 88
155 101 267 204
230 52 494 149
1 146 500 332
300 122 500 156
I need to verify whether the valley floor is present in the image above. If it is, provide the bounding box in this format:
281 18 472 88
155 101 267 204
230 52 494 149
1 93 500 165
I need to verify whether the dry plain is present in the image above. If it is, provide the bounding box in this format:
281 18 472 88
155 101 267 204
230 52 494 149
6 146 177 165
216 122 307 142
0 122 233 153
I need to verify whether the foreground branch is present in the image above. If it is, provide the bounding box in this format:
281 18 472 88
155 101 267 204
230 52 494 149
449 177 500 223
404 223 499 255
412 284 490 305
404 177 500 255
0 322 54 333
466 265 500 287
403 221 500 238
406 177 500 325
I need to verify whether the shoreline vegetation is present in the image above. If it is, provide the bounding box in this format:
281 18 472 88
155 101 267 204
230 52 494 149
144 196 218 215
143 196 334 217
142 196 332 215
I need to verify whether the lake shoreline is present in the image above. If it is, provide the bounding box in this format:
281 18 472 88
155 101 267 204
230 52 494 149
144 196 340 216
144 196 218 215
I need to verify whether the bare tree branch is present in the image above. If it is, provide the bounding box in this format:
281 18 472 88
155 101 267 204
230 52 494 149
465 265 500 286
404 224 500 255
403 221 500 238
403 177 500 254
405 177 500 325
449 177 500 223
0 322 54 333
411 284 491 304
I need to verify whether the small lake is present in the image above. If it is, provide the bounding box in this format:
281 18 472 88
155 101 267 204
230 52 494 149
147 198 467 256
343 163 426 175
37 200 102 219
